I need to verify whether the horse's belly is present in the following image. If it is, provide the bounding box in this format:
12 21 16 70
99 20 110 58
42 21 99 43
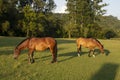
35 45 48 51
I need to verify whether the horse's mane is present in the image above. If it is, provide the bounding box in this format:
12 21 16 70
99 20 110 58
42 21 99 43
15 37 31 49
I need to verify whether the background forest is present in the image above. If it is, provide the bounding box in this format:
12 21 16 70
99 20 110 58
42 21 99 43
0 0 120 39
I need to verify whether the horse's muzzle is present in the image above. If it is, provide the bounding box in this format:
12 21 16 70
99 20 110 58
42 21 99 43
102 51 104 54
14 57 17 59
13 55 18 59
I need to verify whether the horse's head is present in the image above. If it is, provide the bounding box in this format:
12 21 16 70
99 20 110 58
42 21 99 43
13 48 20 59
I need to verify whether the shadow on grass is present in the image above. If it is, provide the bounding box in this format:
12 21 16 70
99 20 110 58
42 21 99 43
76 49 110 57
0 49 13 55
58 51 77 62
36 52 77 63
32 46 78 63
94 49 110 56
22 50 53 62
79 52 89 56
39 48 111 63
0 37 24 48
0 48 29 56
80 49 110 57
89 63 119 80
104 49 110 56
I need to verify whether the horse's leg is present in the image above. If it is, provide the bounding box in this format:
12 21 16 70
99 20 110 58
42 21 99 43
88 49 95 57
88 50 91 57
77 45 81 56
28 49 34 64
92 50 95 57
50 47 57 63
28 51 31 63
31 51 35 63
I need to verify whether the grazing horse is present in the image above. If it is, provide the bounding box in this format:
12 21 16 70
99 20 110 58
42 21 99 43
76 37 104 57
13 37 57 63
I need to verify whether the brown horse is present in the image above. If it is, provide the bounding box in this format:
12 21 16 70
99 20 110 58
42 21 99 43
13 37 57 63
76 37 104 57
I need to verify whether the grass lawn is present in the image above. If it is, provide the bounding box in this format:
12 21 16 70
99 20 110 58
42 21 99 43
0 36 120 80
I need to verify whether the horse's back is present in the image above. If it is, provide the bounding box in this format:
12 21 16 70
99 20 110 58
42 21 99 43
45 37 56 44
76 37 97 46
30 37 55 42
76 37 95 43
76 37 88 44
76 37 87 46
29 37 56 51
76 37 83 43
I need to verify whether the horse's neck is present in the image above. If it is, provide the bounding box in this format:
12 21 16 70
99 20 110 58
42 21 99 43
17 40 29 50
97 43 103 52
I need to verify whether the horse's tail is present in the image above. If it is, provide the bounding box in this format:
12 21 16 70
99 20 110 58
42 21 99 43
54 40 58 61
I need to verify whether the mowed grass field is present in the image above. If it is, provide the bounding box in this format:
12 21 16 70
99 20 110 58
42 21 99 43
0 36 120 80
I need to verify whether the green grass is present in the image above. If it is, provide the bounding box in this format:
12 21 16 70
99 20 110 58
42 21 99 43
0 36 120 80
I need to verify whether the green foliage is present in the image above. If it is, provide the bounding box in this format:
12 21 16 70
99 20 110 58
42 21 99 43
0 0 3 15
0 0 19 36
45 0 56 12
66 0 107 38
1 21 10 32
22 5 37 37
64 20 78 38
0 0 120 39
97 15 120 38
0 0 57 37
105 30 117 39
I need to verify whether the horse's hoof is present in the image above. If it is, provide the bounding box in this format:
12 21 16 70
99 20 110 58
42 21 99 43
51 61 54 63
92 55 95 58
51 60 57 63
78 54 80 57
88 55 91 57
30 59 35 63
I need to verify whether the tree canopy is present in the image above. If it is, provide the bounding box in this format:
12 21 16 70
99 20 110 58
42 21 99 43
0 0 120 39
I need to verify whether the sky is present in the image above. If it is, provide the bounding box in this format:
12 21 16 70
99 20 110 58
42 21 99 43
53 0 67 13
54 0 120 20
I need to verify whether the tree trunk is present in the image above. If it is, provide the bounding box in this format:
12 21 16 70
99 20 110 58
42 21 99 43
68 31 71 38
26 27 29 37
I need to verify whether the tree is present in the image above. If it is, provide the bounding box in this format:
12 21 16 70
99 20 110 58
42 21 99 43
1 21 10 35
0 0 18 36
44 0 56 13
105 30 117 39
64 19 77 38
66 0 107 38
17 0 56 37
22 5 37 37
97 15 120 38
92 0 107 22
17 0 56 13
65 0 78 38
